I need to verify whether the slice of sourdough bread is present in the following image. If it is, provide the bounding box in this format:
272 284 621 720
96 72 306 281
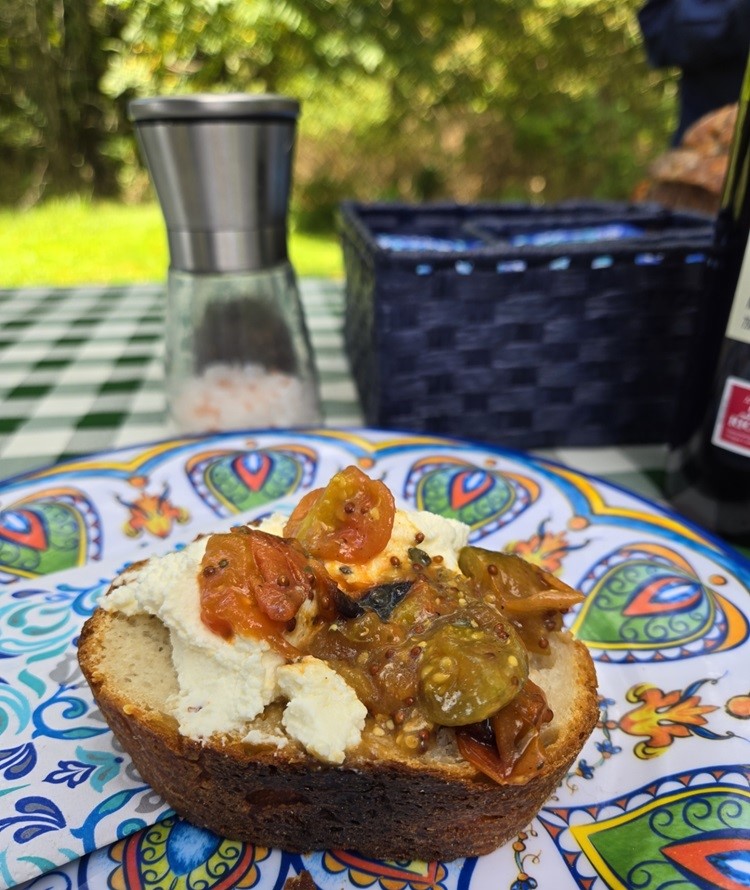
78 607 598 862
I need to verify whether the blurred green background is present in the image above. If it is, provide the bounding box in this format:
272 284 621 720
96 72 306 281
0 0 677 285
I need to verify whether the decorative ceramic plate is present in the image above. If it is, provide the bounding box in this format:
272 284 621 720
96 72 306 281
1 429 749 890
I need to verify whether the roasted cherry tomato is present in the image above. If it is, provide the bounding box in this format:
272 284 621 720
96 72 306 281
417 617 528 726
456 679 553 782
284 466 395 564
490 678 553 775
458 546 582 609
458 546 583 654
199 528 316 656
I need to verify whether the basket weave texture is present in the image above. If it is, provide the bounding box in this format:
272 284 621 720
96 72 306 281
340 201 714 449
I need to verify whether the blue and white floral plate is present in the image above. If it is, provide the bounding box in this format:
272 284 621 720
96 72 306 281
1 429 749 890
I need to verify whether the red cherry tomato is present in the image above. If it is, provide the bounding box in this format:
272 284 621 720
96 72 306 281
284 466 395 564
199 528 315 657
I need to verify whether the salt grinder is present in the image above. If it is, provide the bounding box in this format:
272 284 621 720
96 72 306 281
128 94 322 432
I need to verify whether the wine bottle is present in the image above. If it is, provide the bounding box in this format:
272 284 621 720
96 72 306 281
664 57 750 547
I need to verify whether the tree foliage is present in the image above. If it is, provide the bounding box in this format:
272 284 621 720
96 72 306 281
0 0 127 202
0 0 676 218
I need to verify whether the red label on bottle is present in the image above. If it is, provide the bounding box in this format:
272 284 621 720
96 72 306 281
712 376 750 457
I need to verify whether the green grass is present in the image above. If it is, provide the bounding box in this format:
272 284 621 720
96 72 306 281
0 197 343 287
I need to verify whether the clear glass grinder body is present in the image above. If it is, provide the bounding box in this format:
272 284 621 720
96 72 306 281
128 93 323 433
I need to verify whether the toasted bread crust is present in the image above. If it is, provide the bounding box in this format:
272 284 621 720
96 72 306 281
78 608 598 861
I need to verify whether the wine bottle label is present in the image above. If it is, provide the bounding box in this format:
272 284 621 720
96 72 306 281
725 237 750 345
712 375 750 456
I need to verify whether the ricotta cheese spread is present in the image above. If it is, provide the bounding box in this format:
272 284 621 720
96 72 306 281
102 506 470 764
276 657 367 763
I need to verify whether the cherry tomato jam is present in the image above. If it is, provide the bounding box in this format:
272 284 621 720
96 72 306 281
197 467 581 782
308 566 529 734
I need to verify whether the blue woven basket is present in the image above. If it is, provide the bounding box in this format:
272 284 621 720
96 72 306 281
340 200 714 449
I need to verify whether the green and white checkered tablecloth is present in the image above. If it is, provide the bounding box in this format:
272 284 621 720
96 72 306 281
0 279 360 481
0 278 669 504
